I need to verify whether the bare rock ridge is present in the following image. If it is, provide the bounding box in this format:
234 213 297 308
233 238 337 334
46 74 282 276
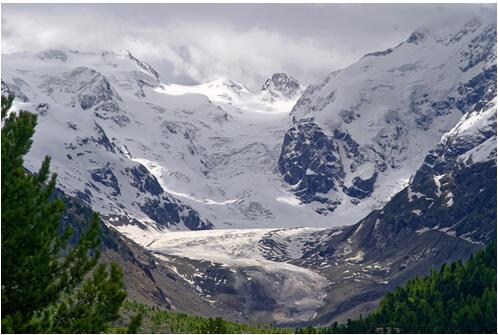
262 73 303 99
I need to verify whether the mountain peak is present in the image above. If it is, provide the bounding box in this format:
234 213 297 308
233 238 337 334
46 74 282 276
261 73 302 99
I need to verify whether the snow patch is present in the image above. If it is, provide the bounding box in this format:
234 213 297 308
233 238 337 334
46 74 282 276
345 251 365 263
276 195 302 207
445 192 454 207
412 209 422 216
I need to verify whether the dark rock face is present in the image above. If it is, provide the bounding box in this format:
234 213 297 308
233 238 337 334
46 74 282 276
37 65 128 126
139 198 213 231
139 198 181 227
415 91 496 183
262 73 302 98
459 24 496 72
415 127 496 182
406 31 425 44
104 160 213 231
343 172 378 199
278 122 344 208
62 67 130 126
89 166 121 196
74 189 93 205
332 129 363 165
35 103 49 116
180 209 214 231
295 156 496 325
375 160 496 247
456 65 497 113
278 121 380 208
94 122 116 153
127 51 160 81
364 48 393 57
125 164 163 196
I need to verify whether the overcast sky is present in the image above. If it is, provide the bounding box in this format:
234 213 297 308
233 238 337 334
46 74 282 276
2 3 496 89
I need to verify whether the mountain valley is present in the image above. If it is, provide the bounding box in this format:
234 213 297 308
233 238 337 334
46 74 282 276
2 14 496 328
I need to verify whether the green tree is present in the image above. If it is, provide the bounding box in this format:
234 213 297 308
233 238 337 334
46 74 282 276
1 96 128 333
127 312 143 334
199 317 229 334
302 243 496 334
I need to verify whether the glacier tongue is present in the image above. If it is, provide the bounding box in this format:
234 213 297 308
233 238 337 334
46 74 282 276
144 228 330 324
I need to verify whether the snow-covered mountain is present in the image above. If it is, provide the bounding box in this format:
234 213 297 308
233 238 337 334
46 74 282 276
159 74 301 114
2 17 495 234
279 17 496 224
2 48 337 233
2 47 216 232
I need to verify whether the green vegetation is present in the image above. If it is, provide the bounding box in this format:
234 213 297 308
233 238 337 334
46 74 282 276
1 96 129 333
113 301 292 334
297 243 497 334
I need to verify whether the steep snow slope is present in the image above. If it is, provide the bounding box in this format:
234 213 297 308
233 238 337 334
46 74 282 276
279 17 496 224
2 47 339 231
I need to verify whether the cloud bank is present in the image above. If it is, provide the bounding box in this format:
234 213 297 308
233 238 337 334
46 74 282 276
2 3 495 89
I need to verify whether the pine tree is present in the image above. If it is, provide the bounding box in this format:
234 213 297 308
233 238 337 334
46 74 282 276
307 243 496 334
127 312 143 334
1 96 128 333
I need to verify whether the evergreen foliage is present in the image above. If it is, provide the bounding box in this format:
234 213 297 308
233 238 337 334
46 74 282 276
297 243 497 334
1 96 129 333
127 312 143 334
118 301 291 334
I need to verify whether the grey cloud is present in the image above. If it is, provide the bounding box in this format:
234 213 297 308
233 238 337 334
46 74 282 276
1 3 495 89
